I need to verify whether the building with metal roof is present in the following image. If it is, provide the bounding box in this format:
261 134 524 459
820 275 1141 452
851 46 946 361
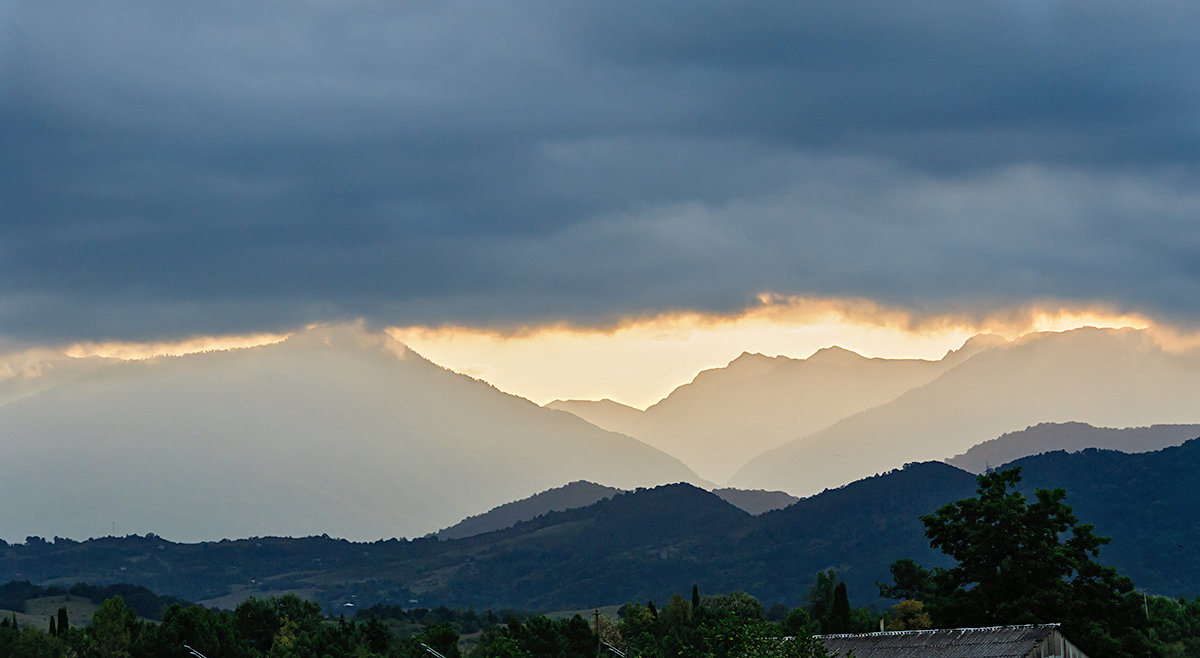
816 624 1089 658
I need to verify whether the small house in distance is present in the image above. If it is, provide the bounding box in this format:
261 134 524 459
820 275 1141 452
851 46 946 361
817 624 1089 658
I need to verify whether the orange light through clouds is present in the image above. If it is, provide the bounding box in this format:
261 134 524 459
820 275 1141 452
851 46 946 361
63 332 290 360
389 296 1156 409
40 297 1169 410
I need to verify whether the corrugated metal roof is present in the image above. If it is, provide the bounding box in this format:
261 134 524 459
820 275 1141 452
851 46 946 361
817 624 1061 658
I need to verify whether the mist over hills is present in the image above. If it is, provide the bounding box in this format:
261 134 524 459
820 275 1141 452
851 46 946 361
544 399 643 434
0 325 701 543
732 328 1200 496
947 421 1200 473
565 337 1002 483
10 439 1200 613
0 350 118 406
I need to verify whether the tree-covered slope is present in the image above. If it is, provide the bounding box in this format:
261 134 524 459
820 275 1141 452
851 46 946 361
1008 439 1200 597
5 441 1200 613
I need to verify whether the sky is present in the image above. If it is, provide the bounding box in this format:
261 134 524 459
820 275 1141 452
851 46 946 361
3 2 1200 404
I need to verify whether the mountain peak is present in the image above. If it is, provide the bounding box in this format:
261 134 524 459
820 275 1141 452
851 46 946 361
278 323 413 360
728 351 777 365
942 333 1008 363
806 345 865 363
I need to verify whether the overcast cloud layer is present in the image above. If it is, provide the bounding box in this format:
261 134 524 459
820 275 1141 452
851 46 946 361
3 1 1200 342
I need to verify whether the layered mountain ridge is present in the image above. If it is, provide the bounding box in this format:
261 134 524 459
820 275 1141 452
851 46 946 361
7 439 1200 612
731 327 1200 495
0 325 701 543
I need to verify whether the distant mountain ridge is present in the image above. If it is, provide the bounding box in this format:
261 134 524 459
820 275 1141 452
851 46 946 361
438 482 801 540
0 324 702 542
732 328 1200 495
709 488 798 514
604 338 1003 483
437 481 623 540
544 399 643 434
947 421 1200 473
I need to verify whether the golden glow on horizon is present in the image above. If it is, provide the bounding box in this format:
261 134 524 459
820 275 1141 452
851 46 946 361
29 297 1185 410
63 332 290 360
388 296 1159 409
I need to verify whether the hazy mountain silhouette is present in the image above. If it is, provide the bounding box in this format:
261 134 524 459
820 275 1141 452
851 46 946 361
437 480 623 540
732 328 1200 496
709 488 798 514
544 398 643 433
0 324 701 543
0 350 118 406
8 440 1200 611
947 421 1200 473
605 336 1003 483
437 481 799 541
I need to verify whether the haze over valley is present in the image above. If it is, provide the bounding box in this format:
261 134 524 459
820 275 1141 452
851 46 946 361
0 325 703 542
2 322 1199 544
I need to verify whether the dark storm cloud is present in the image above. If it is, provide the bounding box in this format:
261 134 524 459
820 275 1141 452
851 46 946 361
2 1 1199 341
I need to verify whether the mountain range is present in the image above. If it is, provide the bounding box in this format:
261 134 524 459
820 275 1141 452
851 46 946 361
549 336 1002 483
547 328 1200 495
4 323 1200 545
730 327 1200 495
0 325 701 542
6 438 1200 613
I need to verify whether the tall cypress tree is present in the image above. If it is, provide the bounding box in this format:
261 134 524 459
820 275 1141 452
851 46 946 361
829 583 851 634
57 607 68 636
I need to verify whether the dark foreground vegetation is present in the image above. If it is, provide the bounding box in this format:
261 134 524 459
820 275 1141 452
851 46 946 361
0 588 844 658
7 465 1200 657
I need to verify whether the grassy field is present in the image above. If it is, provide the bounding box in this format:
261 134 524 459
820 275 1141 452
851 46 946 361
0 607 49 630
20 594 100 629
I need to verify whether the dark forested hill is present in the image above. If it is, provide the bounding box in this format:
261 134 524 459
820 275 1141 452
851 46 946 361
436 480 623 540
1009 440 1200 597
4 441 1200 613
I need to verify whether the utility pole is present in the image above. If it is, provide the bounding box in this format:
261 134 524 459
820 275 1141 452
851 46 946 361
595 608 602 658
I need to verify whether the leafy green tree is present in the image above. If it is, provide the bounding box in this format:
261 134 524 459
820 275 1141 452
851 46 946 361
885 600 931 631
10 626 71 658
695 603 834 658
403 622 461 658
700 591 765 622
234 596 279 654
89 596 137 658
467 629 529 658
918 467 1152 657
878 558 930 601
361 614 391 654
780 607 817 637
804 570 837 632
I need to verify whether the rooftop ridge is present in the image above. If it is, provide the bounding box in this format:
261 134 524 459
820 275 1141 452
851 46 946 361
816 623 1060 638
